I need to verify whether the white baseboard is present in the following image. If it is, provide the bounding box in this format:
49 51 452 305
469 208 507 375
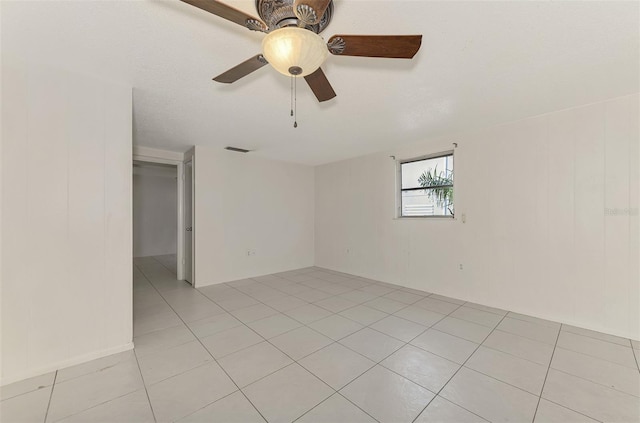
1 342 134 387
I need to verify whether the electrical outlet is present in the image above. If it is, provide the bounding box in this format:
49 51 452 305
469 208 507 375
459 264 463 270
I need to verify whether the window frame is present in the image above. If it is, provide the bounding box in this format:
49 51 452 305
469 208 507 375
396 150 455 219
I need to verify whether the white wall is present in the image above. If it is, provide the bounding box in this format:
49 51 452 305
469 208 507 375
315 94 640 340
194 146 315 286
1 60 133 385
133 165 178 258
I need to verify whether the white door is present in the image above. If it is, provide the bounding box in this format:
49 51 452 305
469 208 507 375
184 160 193 284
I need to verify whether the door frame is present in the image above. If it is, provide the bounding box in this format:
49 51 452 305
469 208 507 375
183 148 195 286
133 147 186 281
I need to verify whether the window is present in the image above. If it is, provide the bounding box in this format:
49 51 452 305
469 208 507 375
399 152 454 217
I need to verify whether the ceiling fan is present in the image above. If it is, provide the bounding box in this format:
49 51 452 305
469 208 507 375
180 0 422 102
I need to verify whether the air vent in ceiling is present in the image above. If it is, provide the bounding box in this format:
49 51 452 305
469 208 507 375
225 146 251 153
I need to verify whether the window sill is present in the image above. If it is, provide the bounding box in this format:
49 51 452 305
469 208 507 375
394 216 455 220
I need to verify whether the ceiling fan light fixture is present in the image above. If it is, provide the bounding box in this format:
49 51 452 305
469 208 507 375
262 27 328 77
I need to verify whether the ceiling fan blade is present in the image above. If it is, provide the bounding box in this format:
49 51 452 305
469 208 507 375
327 35 422 59
304 68 336 102
180 0 268 32
213 54 268 83
293 0 331 25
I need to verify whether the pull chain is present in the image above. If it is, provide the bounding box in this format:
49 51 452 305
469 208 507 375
290 75 294 117
293 76 298 128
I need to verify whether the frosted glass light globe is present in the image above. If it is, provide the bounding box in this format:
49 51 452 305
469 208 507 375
262 27 328 77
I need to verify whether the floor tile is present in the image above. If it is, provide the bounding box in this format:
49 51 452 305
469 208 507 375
147 362 237 423
284 303 333 324
308 314 364 341
465 346 547 395
534 399 599 422
133 324 195 358
316 283 353 295
450 306 503 328
359 284 396 296
411 329 479 364
314 296 358 313
0 386 51 423
393 306 445 327
429 294 465 305
230 303 279 323
295 289 334 303
200 325 264 358
215 295 260 311
338 289 378 304
241 286 284 302
47 356 144 422
176 391 265 423
247 313 302 339
562 325 631 346
339 305 388 325
415 396 487 423
497 317 559 345
464 302 507 316
242 364 333 423
174 301 226 323
381 344 460 392
383 290 423 304
138 340 212 385
482 330 554 365
341 365 434 423
414 297 461 314
556 331 637 368
542 369 640 422
0 371 55 401
297 393 376 423
551 347 640 397
400 287 431 296
198 283 232 298
187 313 242 338
339 328 404 362
218 342 293 387
370 315 427 342
262 295 308 312
440 367 538 423
56 350 136 384
433 316 493 344
270 326 333 360
56 389 154 423
299 343 376 390
507 312 562 329
133 309 183 337
364 297 407 314
276 283 315 296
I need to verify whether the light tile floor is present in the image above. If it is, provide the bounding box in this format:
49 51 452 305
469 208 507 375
2 255 639 423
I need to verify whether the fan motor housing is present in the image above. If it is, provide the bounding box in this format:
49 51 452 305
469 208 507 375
255 0 333 33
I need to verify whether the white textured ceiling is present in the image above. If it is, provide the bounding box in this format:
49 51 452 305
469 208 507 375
2 1 638 165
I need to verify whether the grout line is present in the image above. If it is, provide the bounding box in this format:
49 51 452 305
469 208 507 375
136 260 635 423
133 349 158 423
632 341 640 373
134 262 270 423
138 259 418 422
409 313 509 423
550 367 640 399
531 323 563 423
42 370 57 423
538 398 605 423
560 326 635 348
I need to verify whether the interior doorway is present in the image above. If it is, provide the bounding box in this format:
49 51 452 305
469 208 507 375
132 161 179 273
